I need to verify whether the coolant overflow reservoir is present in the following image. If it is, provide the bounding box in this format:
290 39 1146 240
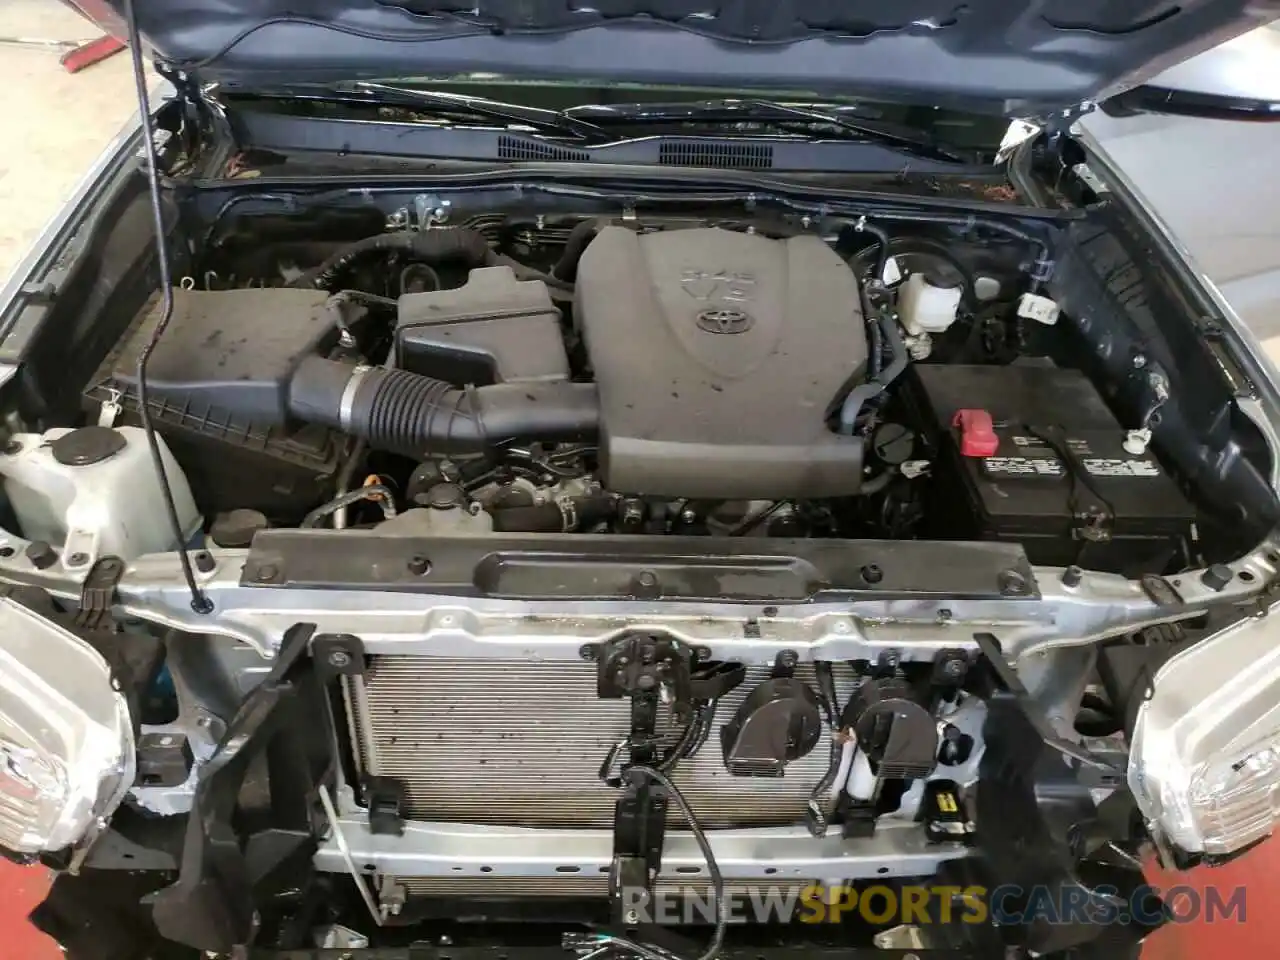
0 426 200 572
898 273 963 335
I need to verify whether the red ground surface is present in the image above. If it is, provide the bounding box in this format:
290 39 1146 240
1 842 1274 958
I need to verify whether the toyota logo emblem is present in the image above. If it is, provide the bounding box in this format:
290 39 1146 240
696 308 754 334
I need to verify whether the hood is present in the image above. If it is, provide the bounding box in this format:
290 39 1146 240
77 0 1276 120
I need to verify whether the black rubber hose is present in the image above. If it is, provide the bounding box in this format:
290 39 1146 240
866 298 884 381
294 226 574 291
839 291 910 434
551 220 600 282
851 220 892 285
489 496 614 533
293 227 497 289
289 356 599 458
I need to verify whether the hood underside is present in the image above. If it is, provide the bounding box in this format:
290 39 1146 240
81 0 1275 119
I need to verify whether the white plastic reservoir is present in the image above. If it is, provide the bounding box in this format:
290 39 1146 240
0 426 201 572
898 273 963 335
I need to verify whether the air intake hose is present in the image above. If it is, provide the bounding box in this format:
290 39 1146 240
289 356 599 457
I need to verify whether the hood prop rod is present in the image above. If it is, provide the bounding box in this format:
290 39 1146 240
123 0 211 615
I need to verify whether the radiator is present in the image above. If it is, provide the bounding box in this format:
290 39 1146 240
348 657 856 830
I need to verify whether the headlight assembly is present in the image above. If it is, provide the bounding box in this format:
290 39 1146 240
1129 607 1280 858
0 594 135 858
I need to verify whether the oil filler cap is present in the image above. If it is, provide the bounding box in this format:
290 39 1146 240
951 409 999 457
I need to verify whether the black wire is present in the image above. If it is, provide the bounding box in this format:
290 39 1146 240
1021 424 1116 552
805 663 842 836
124 0 211 615
301 485 397 528
625 766 726 960
729 501 786 536
167 17 492 71
655 701 717 774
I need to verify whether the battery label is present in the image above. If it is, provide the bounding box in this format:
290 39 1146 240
1082 458 1161 478
983 457 1065 477
1010 435 1091 453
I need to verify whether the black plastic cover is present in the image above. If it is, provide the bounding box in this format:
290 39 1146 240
395 266 570 385
576 226 866 498
110 287 334 425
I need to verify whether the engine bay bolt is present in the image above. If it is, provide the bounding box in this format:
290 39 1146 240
636 570 658 588
67 552 90 567
193 550 215 573
695 645 713 659
998 569 1028 595
1200 563 1234 592
407 554 432 576
25 540 57 570
579 644 598 661
328 650 352 668
1061 565 1084 588
860 563 884 585
942 658 967 680
777 649 799 670
679 508 697 524
254 563 279 583
1132 353 1147 369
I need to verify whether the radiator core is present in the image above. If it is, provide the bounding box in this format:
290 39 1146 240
350 657 855 830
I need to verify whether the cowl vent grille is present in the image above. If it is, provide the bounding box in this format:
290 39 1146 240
497 136 590 162
659 141 774 169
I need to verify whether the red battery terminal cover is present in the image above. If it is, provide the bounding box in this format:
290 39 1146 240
952 409 999 457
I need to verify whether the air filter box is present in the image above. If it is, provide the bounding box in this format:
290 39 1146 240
83 287 347 521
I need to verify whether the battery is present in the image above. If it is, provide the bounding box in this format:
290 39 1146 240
911 362 1194 574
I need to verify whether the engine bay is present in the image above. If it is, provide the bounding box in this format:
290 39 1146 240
6 165 1280 960
49 200 1237 576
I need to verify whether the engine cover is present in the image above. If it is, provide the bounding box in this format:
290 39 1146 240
575 226 867 498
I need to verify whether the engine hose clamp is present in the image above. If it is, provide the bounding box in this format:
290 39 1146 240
339 364 374 431
598 737 630 788
557 495 578 532
805 798 829 837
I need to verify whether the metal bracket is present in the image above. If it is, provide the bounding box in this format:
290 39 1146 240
313 633 367 679
610 766 668 926
597 632 694 720
975 633 1122 784
363 777 407 837
76 555 125 630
